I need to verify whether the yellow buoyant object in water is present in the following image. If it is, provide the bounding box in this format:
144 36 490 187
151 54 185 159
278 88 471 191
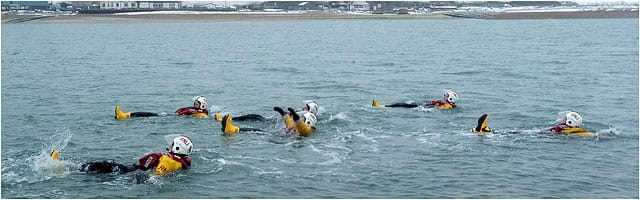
436 103 454 109
50 149 60 160
222 114 240 134
561 127 595 137
214 113 222 121
191 112 207 118
472 114 492 135
295 120 314 137
372 99 385 108
153 154 184 175
115 105 131 119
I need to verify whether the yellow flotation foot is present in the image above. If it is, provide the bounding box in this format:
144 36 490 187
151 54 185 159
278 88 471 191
115 105 131 120
472 114 492 134
214 113 222 121
221 114 240 133
372 99 385 108
50 149 59 160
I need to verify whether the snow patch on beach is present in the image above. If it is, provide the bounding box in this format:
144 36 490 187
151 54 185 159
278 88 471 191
504 8 593 13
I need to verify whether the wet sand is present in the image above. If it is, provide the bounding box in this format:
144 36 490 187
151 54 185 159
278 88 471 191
2 10 638 23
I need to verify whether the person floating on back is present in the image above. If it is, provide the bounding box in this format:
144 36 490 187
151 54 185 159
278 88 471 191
213 100 319 122
219 101 320 136
115 96 209 119
80 135 193 175
273 107 317 137
546 111 594 137
471 112 594 137
372 90 458 109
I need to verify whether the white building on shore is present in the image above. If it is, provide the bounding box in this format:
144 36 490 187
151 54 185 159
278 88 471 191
348 1 369 11
99 1 182 10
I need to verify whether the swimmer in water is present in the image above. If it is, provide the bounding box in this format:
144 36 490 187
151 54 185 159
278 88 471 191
115 96 209 119
372 90 458 109
80 136 193 175
273 107 317 137
546 111 594 136
219 101 320 136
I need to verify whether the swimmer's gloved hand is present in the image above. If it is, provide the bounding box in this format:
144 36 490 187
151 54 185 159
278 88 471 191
288 108 300 121
274 107 286 115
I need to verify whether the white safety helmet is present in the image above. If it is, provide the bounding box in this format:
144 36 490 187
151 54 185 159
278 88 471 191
194 96 208 110
170 136 193 156
445 91 459 103
565 111 583 127
303 112 317 127
306 102 319 115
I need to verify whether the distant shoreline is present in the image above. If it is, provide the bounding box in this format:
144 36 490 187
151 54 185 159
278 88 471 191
488 10 638 19
2 10 638 23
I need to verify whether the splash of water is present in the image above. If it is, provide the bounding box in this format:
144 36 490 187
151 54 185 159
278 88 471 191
26 129 74 182
47 128 73 153
328 112 348 122
595 125 621 139
416 106 436 113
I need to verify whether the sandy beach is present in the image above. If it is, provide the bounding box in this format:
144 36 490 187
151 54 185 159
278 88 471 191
2 11 450 23
1 10 638 23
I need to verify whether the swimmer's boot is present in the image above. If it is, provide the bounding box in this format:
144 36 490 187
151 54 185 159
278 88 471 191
214 113 222 121
221 114 240 134
288 108 299 121
372 99 385 108
472 114 492 134
273 107 286 115
115 105 131 120
50 149 59 160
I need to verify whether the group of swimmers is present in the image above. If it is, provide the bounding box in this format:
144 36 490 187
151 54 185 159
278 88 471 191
372 90 592 136
74 96 320 176
71 90 591 177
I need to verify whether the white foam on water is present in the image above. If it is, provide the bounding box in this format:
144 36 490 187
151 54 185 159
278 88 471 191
328 112 348 122
25 129 75 181
595 125 621 139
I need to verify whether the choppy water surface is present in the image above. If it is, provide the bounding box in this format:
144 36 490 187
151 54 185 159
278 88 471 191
2 18 638 198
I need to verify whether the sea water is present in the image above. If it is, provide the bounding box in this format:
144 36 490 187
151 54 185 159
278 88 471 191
1 18 638 198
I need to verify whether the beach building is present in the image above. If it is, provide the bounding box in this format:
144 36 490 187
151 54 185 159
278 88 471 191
298 2 329 11
99 1 138 10
97 1 181 10
137 1 181 9
348 1 369 11
70 1 101 10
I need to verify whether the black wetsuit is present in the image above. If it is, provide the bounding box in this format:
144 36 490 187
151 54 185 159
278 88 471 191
385 103 419 108
238 127 262 132
130 112 160 117
81 160 137 174
233 114 266 121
